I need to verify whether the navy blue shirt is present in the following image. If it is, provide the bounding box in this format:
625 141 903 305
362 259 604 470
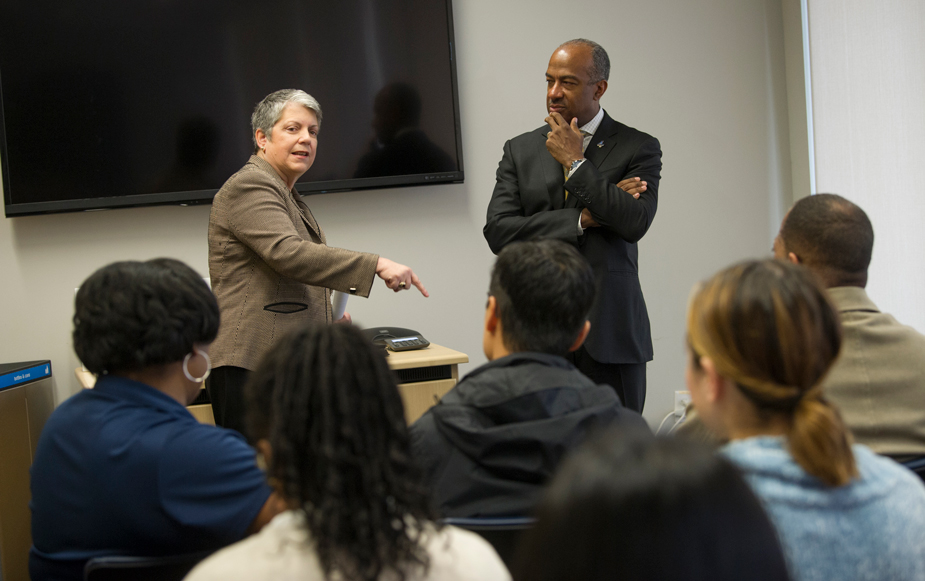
29 375 272 580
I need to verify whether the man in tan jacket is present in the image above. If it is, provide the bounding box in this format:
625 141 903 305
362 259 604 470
774 194 925 459
680 194 925 461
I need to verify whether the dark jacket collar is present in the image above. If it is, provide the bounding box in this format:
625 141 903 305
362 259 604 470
428 350 635 489
92 375 192 418
450 351 594 406
462 351 576 379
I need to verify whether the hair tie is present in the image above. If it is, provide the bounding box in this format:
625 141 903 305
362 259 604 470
736 380 803 411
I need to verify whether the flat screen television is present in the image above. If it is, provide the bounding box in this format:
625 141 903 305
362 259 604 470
0 0 463 217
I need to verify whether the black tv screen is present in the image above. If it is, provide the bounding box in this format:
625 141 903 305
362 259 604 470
0 0 462 216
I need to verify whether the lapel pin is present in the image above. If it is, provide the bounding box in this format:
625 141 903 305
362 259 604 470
596 141 605 148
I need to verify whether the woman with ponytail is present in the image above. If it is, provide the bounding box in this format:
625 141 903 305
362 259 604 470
686 259 925 581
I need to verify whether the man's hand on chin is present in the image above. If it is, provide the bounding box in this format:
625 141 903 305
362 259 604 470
544 112 584 167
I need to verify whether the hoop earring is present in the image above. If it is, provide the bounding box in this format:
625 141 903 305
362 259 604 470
183 350 212 383
256 452 268 472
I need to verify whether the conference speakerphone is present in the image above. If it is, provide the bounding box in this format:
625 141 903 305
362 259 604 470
362 327 431 352
385 336 431 352
0 360 52 392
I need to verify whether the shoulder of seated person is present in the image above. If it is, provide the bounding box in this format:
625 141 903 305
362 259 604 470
424 525 512 579
161 423 252 456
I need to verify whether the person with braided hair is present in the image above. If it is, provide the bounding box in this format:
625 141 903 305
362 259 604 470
685 259 925 581
184 323 510 581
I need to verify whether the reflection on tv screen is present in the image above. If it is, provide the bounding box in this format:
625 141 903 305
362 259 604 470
0 0 463 215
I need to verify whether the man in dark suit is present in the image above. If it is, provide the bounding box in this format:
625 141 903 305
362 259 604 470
484 39 662 413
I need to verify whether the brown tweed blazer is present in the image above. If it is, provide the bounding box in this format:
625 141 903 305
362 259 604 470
208 155 378 370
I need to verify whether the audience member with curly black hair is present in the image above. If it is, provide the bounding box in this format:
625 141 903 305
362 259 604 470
185 323 510 581
513 429 791 581
29 259 282 581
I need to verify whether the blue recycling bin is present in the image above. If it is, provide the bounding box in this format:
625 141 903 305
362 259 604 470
0 360 55 581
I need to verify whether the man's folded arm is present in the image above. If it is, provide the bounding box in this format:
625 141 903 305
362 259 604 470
484 141 582 254
566 137 662 243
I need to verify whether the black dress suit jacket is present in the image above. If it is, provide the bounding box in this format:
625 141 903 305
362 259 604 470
484 111 662 364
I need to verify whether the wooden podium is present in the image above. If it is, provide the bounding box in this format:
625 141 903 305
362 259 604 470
386 343 468 424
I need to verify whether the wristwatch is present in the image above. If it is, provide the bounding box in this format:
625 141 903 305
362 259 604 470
569 158 585 172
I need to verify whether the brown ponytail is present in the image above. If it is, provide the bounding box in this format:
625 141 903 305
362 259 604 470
789 392 857 486
687 260 857 487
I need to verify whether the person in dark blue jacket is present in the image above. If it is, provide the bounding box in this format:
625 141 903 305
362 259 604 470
410 240 650 517
29 259 281 581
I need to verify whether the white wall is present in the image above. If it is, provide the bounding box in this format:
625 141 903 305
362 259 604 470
0 0 792 424
807 0 925 333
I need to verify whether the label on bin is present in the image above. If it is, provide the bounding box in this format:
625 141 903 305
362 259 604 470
0 363 52 391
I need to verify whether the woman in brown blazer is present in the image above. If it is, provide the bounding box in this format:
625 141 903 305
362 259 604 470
207 89 427 433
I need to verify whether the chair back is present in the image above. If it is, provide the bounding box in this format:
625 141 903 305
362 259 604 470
442 517 535 569
902 456 925 484
84 550 213 581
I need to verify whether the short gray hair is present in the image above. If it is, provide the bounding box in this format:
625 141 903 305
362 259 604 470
251 89 323 152
559 39 610 83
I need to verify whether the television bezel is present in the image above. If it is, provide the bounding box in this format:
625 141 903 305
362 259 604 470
0 0 464 218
